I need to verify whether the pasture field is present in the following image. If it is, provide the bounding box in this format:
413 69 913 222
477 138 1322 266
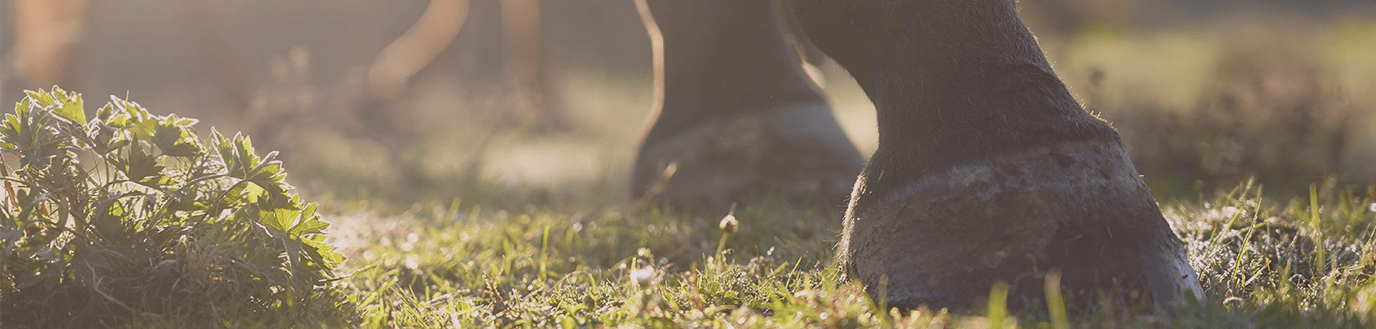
5 15 1376 329
300 180 1376 328
193 21 1376 326
247 19 1376 327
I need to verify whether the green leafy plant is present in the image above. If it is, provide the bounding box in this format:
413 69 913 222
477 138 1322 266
0 88 344 326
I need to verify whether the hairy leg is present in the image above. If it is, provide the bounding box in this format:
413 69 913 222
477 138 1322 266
790 0 1201 311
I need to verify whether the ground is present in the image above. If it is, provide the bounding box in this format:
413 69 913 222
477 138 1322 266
287 20 1376 328
7 13 1376 328
271 23 1376 327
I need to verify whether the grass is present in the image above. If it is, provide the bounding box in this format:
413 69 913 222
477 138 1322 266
4 9 1374 328
268 178 1371 328
147 17 1376 327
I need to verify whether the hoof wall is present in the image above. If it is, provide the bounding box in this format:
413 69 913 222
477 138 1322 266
632 102 864 212
840 141 1202 311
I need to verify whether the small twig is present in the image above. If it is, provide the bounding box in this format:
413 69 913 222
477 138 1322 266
1 158 19 210
628 162 678 213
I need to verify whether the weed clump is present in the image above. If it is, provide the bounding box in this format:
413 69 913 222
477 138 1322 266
0 88 346 327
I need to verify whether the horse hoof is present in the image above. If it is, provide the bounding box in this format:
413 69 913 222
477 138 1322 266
839 140 1202 311
632 101 864 212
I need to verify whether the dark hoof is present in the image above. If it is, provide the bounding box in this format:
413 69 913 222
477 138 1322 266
839 141 1202 312
632 101 864 212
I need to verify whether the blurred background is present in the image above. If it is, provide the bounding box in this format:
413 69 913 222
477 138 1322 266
2 0 1374 209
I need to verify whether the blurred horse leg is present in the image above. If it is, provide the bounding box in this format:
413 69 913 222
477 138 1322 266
366 0 471 104
498 0 570 131
630 0 863 212
358 0 471 194
363 0 567 137
11 0 88 89
359 0 562 196
10 0 251 124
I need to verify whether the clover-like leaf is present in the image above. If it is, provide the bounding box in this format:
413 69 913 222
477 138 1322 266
153 115 203 157
90 198 132 245
289 204 329 237
259 207 299 234
106 96 158 142
27 87 86 125
0 98 32 150
88 120 131 155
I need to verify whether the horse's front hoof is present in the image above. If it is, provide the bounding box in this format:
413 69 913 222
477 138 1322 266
840 140 1202 312
632 101 864 212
